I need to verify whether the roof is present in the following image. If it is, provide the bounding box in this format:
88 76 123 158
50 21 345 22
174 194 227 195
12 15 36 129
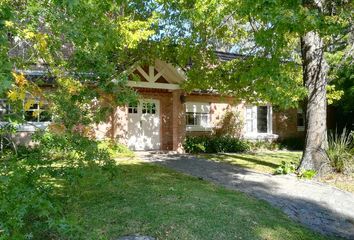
20 51 243 85
215 51 245 61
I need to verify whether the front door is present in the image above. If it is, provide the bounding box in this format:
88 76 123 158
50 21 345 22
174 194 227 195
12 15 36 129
127 99 160 150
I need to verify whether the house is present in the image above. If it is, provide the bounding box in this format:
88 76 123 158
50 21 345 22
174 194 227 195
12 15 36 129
93 53 307 151
0 52 306 151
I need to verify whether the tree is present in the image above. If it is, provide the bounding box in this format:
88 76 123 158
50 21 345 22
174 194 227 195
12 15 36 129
159 0 353 174
0 0 176 134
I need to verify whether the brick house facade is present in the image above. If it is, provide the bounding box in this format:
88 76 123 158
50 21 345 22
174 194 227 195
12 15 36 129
91 59 307 151
2 57 309 151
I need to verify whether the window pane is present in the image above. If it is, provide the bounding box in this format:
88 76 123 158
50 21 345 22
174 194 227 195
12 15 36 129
151 103 156 114
24 111 38 122
186 112 210 127
24 102 52 122
39 110 52 122
200 114 209 127
245 107 255 133
141 102 156 114
186 113 195 125
142 103 147 114
128 102 138 114
257 106 268 133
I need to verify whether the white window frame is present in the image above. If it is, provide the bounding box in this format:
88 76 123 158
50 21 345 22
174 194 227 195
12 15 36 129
0 98 51 132
185 102 212 131
244 104 275 139
297 108 305 131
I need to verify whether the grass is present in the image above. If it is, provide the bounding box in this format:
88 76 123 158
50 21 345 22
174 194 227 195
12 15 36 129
63 158 331 240
320 173 354 193
203 151 354 193
202 151 303 174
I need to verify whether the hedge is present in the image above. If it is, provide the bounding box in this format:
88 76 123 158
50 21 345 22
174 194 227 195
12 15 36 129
183 135 250 153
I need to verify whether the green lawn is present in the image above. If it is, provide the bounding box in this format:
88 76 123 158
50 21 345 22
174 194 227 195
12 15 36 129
202 151 302 174
203 151 354 193
64 159 331 240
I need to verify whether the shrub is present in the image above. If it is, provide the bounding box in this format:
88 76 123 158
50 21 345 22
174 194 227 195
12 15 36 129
298 170 317 179
0 122 17 154
327 128 354 174
98 139 134 157
279 137 305 150
0 131 117 239
274 161 297 175
183 136 250 153
0 151 77 239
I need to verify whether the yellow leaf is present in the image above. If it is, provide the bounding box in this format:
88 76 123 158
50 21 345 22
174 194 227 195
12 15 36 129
4 21 14 27
23 29 36 39
24 99 35 111
7 90 18 101
12 72 27 87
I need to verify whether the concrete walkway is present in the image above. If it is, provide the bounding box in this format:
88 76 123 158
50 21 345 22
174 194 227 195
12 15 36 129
138 152 354 239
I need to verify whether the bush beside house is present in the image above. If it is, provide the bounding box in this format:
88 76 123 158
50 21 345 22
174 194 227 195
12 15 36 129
183 135 250 153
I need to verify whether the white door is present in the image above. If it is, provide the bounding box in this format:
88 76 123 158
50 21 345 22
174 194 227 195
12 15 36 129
127 99 160 150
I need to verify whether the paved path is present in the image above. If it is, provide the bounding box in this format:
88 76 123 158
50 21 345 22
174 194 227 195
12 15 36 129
138 153 354 239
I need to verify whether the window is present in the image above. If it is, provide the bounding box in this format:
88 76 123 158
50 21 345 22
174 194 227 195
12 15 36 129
297 108 305 131
24 100 51 122
0 98 51 131
0 99 10 121
0 98 51 123
186 102 211 131
257 106 268 133
142 102 156 114
186 112 209 126
128 102 138 114
245 105 272 134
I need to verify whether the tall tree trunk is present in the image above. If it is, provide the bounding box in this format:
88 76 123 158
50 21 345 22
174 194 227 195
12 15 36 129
298 31 330 174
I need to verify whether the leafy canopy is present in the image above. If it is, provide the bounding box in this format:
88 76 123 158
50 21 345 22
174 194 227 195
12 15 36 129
157 0 353 108
0 0 180 129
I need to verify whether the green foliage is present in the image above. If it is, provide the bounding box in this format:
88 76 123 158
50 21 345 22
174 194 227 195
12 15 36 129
160 0 352 108
0 1 12 94
0 122 17 153
1 0 175 131
0 131 118 239
32 131 112 165
183 135 250 154
327 129 354 174
98 139 134 158
275 161 297 175
0 154 74 240
298 170 317 180
328 53 354 130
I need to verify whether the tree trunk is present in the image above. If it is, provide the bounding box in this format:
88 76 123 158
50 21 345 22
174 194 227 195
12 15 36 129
298 31 330 174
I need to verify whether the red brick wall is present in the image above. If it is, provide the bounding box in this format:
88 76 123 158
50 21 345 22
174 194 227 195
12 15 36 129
95 90 320 150
273 108 305 140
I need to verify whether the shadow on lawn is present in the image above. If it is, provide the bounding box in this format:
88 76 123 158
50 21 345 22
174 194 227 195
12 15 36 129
142 153 354 240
